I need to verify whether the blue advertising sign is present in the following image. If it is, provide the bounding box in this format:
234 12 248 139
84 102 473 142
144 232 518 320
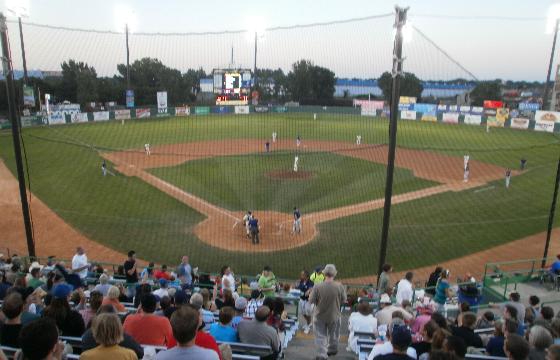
126 90 134 108
211 106 231 114
518 103 540 111
413 103 437 113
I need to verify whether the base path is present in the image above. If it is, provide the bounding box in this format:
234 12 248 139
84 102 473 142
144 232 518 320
0 160 127 263
103 139 509 252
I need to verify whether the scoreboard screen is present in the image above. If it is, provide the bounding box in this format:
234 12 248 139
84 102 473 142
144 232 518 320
223 73 241 94
212 68 252 105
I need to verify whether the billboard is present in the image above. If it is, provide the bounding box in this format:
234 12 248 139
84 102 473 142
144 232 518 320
175 106 190 116
471 106 484 114
483 100 503 109
195 106 210 115
464 114 482 125
510 117 530 130
93 111 110 121
486 117 504 128
518 102 540 111
136 108 151 118
157 91 168 113
413 103 437 114
254 105 270 113
400 110 416 120
398 96 416 111
23 85 35 106
70 113 89 123
234 105 250 114
534 111 560 133
126 90 134 108
47 112 66 125
442 112 459 124
115 109 131 120
355 99 384 109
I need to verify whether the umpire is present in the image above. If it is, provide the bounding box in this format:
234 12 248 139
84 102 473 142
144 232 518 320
249 216 260 245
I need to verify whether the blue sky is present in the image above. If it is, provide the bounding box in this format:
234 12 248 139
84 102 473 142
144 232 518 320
0 0 557 80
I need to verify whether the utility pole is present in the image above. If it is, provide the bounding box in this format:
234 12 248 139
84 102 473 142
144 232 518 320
377 6 408 282
542 157 560 268
543 19 559 110
0 13 35 257
126 23 130 90
253 31 258 88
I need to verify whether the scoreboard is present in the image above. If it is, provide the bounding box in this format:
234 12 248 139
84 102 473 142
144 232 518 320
213 69 252 105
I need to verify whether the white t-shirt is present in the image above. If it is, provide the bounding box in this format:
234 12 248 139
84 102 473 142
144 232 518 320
153 288 169 299
367 341 417 360
348 313 378 353
222 273 236 292
72 254 88 279
396 279 413 305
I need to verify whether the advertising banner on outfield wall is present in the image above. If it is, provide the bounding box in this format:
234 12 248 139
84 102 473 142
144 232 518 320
421 113 437 122
398 96 416 111
518 102 540 111
486 117 504 127
510 118 530 129
464 114 482 125
126 90 134 108
534 111 560 132
483 100 503 109
114 109 131 120
437 105 448 112
23 85 35 107
195 107 210 115
136 108 151 118
361 108 377 116
400 110 417 120
495 108 510 123
212 106 231 114
157 91 168 113
471 107 483 114
273 106 288 113
234 105 250 114
175 106 190 116
254 105 269 113
48 112 66 125
93 111 110 121
71 113 89 123
355 99 384 110
413 103 437 113
459 106 472 114
442 112 459 124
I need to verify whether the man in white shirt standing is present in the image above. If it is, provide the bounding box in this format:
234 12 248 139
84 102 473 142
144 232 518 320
71 246 89 283
395 272 414 305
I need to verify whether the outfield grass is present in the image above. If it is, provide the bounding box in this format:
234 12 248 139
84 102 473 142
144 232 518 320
0 113 558 278
148 151 436 213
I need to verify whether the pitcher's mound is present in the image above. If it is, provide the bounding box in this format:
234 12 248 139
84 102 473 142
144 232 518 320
265 170 314 179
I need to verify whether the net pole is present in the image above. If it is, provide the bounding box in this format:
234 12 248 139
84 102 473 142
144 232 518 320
543 18 559 110
18 17 28 84
377 6 408 283
126 23 130 90
0 13 36 257
542 156 560 268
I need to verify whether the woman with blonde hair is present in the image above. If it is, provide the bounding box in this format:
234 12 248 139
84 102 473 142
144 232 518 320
101 286 126 312
80 313 137 360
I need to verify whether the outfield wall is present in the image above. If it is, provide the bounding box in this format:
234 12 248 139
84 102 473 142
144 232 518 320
3 104 560 134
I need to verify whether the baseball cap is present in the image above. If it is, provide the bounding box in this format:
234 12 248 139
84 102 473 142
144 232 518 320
174 289 188 305
235 297 248 311
189 293 203 309
52 284 73 299
159 278 168 287
391 325 412 348
380 294 392 304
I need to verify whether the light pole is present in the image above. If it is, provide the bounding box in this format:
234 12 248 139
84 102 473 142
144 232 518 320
253 31 258 89
377 6 409 282
544 5 560 110
6 0 29 84
542 157 560 268
126 23 130 90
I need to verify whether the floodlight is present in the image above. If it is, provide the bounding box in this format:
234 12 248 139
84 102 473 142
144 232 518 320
5 0 29 18
546 3 560 34
114 4 137 33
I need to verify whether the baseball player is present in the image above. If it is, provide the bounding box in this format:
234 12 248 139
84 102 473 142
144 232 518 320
463 163 470 183
101 160 107 176
292 207 302 235
520 158 527 170
296 135 301 147
293 155 299 172
144 143 151 156
505 168 511 189
242 211 252 238
272 132 277 143
265 141 270 153
463 154 470 171
248 216 260 245
356 135 362 145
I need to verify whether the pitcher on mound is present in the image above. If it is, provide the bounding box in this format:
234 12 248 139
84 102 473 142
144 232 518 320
293 155 299 172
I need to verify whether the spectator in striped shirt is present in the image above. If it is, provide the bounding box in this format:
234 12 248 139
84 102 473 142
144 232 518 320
245 290 263 319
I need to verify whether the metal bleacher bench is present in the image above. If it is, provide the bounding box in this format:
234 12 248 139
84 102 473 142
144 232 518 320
217 341 273 357
465 355 507 360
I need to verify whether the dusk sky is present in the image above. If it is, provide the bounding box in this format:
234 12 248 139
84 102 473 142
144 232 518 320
0 0 557 81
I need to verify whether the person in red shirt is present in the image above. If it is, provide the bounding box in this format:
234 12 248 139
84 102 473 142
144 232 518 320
154 265 172 281
123 294 174 347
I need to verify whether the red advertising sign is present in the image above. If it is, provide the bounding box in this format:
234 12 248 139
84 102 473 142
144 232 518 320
483 100 503 109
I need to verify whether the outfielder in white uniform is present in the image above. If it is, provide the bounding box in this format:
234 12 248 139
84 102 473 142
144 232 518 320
296 135 301 147
505 168 511 189
463 163 470 182
272 132 277 143
242 211 252 238
356 135 362 145
293 155 299 172
144 143 151 156
463 154 470 171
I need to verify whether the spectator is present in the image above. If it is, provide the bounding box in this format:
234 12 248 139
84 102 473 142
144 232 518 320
310 265 325 285
429 350 460 360
176 256 192 289
432 328 452 352
221 265 236 294
348 301 378 353
245 289 263 319
19 318 64 360
505 305 525 336
232 297 247 329
215 288 235 310
190 292 215 330
528 326 554 360
431 312 449 331
368 320 417 360
309 264 347 359
123 251 138 298
183 304 222 359
102 286 127 312
93 274 111 296
413 320 439 358
27 267 45 289
508 292 526 325
238 306 281 359
209 306 238 342
551 319 560 344
451 312 483 348
258 265 277 298
296 270 314 333
378 264 393 295
133 283 152 309
475 311 495 330
396 272 414 305
548 345 560 360
549 254 560 276
153 279 170 299
504 334 530 360
526 296 541 325
372 325 414 360
0 270 11 300
80 313 138 360
542 307 556 323
71 246 89 283
486 320 506 357
444 336 468 359
376 294 413 327
0 293 24 348
264 297 286 332
80 290 103 328
426 266 443 296
412 300 434 334
154 265 172 281
81 304 144 358
123 294 174 347
40 256 56 278
140 262 155 284
42 284 85 336
155 306 219 360
12 286 41 324
200 288 217 312
434 269 453 313
504 318 521 337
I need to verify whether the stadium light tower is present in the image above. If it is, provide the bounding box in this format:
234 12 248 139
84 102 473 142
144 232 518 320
114 5 136 91
6 0 30 84
377 6 409 283
543 4 560 110
247 17 265 89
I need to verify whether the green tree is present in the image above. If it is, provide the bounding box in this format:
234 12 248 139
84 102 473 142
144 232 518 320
60 60 98 104
378 71 423 101
286 60 335 102
256 68 287 102
469 81 502 106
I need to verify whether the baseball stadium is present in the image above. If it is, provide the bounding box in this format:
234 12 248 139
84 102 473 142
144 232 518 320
0 2 560 360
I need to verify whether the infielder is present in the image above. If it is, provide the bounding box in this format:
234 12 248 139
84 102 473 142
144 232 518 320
505 168 511 189
520 158 527 170
242 211 252 238
101 160 107 176
265 141 270 153
272 132 277 143
463 163 470 182
356 135 362 145
293 207 302 235
463 154 470 171
296 135 301 147
144 143 151 156
293 155 299 172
